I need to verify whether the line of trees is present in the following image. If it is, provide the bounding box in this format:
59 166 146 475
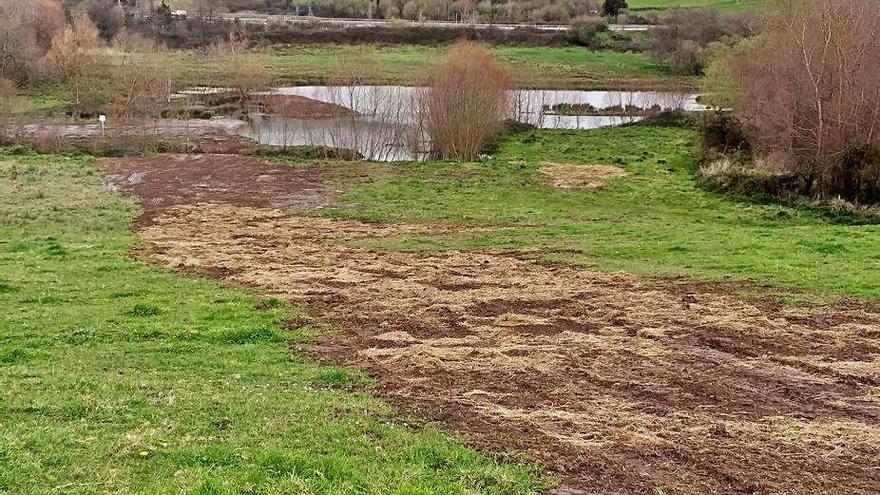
0 0 274 119
63 0 618 23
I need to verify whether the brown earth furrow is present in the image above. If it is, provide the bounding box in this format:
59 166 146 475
100 155 880 495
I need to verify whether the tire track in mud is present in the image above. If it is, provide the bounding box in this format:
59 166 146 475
101 155 880 495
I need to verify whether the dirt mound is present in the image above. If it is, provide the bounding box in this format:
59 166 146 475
539 162 627 189
262 94 357 119
134 203 880 495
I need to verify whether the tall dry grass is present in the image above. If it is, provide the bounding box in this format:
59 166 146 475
423 41 510 161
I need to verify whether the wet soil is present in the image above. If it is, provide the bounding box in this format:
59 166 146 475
261 94 358 119
97 154 333 226
104 154 880 495
7 118 256 154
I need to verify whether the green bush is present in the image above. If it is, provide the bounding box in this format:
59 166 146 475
246 144 363 161
566 16 609 49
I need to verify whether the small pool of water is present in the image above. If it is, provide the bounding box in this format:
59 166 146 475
242 86 702 161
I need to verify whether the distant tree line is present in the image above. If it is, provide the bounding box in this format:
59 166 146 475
58 0 632 23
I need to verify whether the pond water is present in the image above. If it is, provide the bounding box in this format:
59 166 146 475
242 86 702 161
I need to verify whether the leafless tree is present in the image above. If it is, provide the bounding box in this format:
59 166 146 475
422 41 509 160
107 30 178 118
0 0 66 85
710 0 880 200
42 11 104 115
208 33 270 113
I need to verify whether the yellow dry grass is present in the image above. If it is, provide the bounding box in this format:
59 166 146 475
539 162 627 189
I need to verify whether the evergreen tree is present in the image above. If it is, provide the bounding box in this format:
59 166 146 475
603 0 627 17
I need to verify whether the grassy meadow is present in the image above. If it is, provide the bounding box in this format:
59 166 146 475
178 44 690 91
628 0 765 13
0 153 544 494
3 121 878 493
321 123 880 300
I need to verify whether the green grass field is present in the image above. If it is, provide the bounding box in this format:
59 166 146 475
322 124 880 300
0 94 69 116
0 154 543 494
4 120 878 493
179 44 690 91
627 0 765 13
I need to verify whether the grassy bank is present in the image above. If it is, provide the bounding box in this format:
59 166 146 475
0 153 543 494
322 123 880 300
0 94 68 117
179 44 690 91
628 0 765 13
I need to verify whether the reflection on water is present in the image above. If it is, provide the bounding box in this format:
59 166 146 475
244 115 426 162
242 86 702 161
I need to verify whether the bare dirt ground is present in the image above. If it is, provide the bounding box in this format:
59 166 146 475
98 154 333 225
102 155 880 495
261 94 358 119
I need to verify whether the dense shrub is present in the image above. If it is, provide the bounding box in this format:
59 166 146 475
699 112 751 156
81 0 125 40
0 0 66 85
822 146 880 204
602 0 628 17
2 135 196 156
42 11 105 116
651 8 760 75
697 157 816 201
246 144 364 161
423 41 509 160
530 3 570 22
566 16 608 49
706 0 880 204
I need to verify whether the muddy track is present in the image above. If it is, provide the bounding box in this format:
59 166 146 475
12 119 256 154
100 155 880 495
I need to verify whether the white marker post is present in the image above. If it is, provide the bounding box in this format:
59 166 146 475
98 114 106 137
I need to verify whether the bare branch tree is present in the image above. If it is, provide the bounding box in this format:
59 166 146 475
709 0 880 201
208 33 270 114
42 11 103 116
422 41 509 160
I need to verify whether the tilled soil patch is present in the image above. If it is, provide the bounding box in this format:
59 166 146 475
135 205 880 495
104 155 880 494
98 154 333 225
